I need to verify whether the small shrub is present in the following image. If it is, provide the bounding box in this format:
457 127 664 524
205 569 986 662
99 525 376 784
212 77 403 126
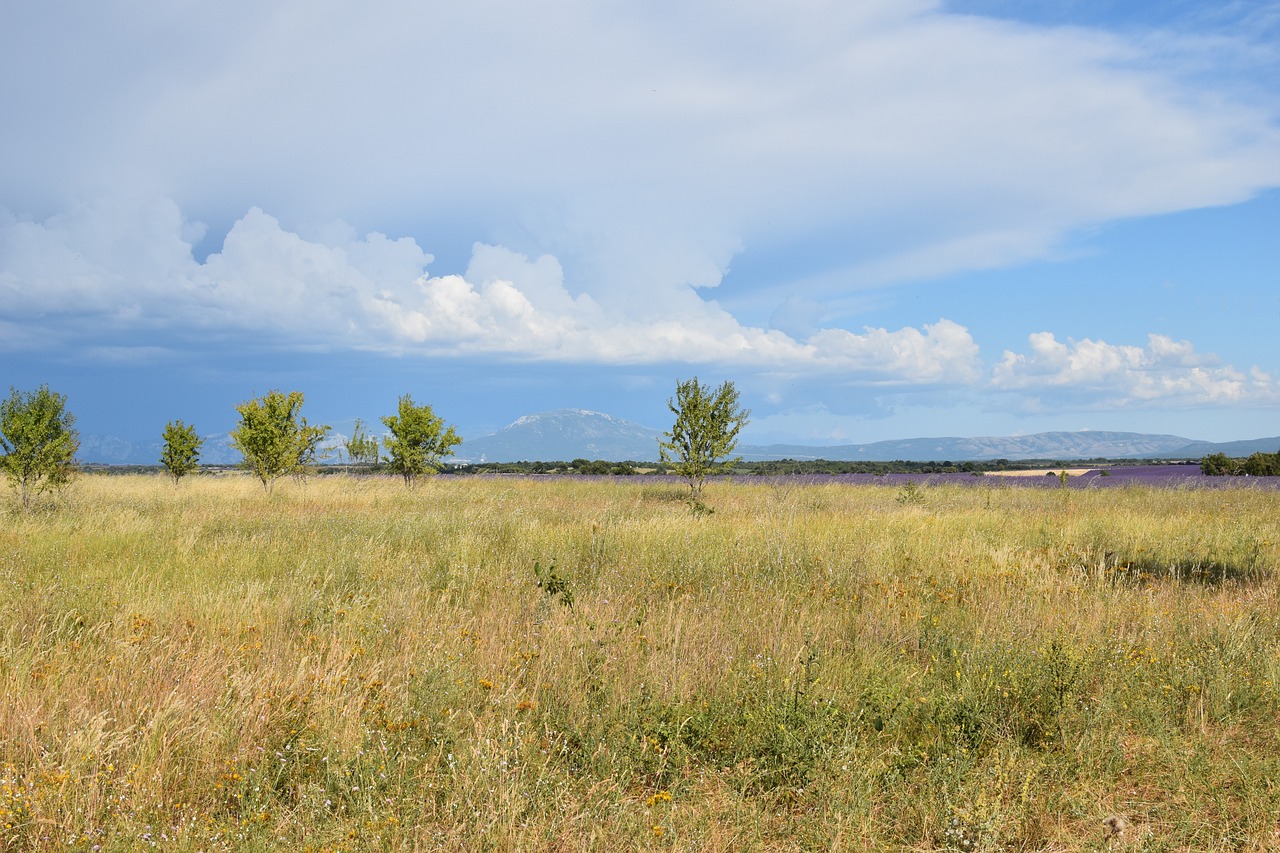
896 480 926 506
688 496 715 516
534 558 574 608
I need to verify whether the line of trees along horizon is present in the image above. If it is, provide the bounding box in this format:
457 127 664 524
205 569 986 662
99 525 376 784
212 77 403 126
2 378 757 514
0 385 467 505
223 390 463 491
3 378 756 510
81 456 1206 479
1200 450 1280 476
11 380 1270 512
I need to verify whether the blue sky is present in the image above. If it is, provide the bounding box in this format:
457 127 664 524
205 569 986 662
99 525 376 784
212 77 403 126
3 0 1279 452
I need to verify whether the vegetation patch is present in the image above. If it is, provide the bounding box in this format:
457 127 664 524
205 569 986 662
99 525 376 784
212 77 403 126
2 475 1278 849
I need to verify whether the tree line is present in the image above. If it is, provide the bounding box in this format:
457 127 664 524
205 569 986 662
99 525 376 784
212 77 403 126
1200 450 1280 477
1 377 750 511
16 380 1279 513
178 390 462 492
0 386 462 506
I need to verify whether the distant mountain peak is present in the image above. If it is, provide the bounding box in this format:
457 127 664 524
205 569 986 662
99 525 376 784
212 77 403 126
457 409 663 463
507 408 614 429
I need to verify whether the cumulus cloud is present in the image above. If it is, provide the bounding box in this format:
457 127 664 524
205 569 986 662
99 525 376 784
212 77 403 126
993 332 1278 405
0 199 434 346
0 198 979 385
4 193 1275 417
809 321 982 383
193 208 433 340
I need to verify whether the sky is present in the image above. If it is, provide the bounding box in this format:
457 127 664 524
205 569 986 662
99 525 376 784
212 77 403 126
3 0 1279 453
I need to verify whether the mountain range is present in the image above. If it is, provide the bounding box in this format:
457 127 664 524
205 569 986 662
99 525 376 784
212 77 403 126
76 409 1280 465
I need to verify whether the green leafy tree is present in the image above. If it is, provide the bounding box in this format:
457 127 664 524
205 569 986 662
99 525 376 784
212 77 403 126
1200 453 1238 476
1242 450 1280 477
1 385 80 509
230 390 330 491
160 420 204 484
381 395 462 486
658 377 750 504
1200 450 1280 477
344 418 381 468
292 420 332 483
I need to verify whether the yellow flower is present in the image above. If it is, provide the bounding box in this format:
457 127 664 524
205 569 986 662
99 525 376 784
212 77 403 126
646 790 672 807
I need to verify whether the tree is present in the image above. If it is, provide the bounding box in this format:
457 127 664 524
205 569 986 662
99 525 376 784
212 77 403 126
1200 452 1240 476
381 395 461 486
1199 451 1280 477
292 419 332 483
658 377 750 504
343 418 381 468
1 385 80 509
1242 450 1280 477
230 390 330 491
160 420 204 484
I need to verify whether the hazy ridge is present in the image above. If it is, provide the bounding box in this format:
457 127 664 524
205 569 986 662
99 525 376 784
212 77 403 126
79 409 1280 465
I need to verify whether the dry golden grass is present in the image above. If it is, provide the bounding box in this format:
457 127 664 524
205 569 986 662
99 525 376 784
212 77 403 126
1 473 1278 850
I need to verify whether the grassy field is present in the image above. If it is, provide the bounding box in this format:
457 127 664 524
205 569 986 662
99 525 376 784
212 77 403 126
2 474 1279 851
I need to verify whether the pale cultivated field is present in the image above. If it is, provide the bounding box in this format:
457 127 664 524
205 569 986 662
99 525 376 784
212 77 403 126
985 469 1096 477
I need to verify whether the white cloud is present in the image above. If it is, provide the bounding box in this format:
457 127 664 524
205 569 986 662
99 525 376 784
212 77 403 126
0 196 197 317
193 207 433 341
808 320 982 383
993 332 1279 405
4 195 1275 415
0 198 978 384
0 199 434 346
4 0 1278 306
357 238 982 381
